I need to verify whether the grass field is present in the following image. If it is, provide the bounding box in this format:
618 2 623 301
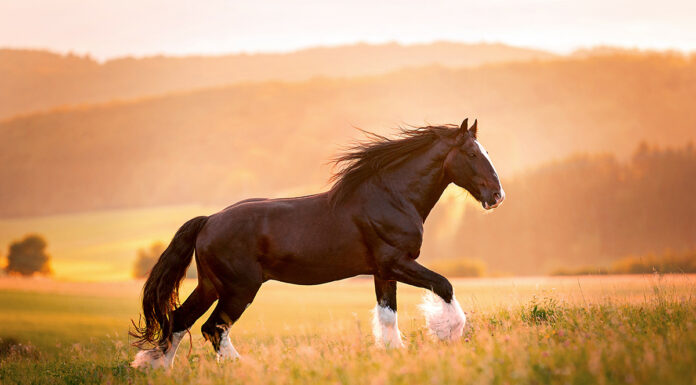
1 274 695 384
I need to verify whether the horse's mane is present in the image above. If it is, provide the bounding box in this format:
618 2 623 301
329 124 460 205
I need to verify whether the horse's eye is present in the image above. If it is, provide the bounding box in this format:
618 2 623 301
468 153 476 158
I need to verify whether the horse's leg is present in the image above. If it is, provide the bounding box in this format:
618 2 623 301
385 258 466 341
201 281 261 362
372 277 405 348
132 285 217 369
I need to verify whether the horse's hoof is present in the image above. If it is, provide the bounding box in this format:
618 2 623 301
131 348 168 370
216 350 241 363
216 332 241 363
419 292 466 341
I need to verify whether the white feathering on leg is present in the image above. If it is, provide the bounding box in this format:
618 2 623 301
217 327 241 362
419 291 466 341
131 331 185 370
371 304 405 348
162 331 185 366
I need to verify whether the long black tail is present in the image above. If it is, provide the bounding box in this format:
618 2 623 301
130 216 208 347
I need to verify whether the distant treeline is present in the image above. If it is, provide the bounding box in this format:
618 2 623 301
551 249 696 275
425 143 696 275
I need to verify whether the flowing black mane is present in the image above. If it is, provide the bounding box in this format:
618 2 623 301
329 124 459 204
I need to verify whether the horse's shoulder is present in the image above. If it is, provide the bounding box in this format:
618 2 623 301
360 208 423 257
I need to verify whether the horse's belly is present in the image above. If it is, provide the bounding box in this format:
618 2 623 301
268 266 369 285
259 248 372 285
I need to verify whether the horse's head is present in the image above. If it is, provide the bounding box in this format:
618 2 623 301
444 119 505 210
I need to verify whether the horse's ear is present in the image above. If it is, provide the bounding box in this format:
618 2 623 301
469 119 478 138
460 119 468 132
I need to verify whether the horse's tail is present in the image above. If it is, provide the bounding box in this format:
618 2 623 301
130 216 208 347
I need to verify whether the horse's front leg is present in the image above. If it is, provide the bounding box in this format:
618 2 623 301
372 277 405 348
385 258 466 341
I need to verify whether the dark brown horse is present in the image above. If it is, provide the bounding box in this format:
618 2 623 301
131 119 504 368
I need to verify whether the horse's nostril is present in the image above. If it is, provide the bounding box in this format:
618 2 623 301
493 192 501 201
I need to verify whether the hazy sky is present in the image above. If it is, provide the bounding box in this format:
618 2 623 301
1 0 694 60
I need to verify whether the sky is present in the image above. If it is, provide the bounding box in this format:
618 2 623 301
1 0 695 60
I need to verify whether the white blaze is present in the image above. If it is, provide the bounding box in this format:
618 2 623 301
475 140 494 165
475 139 505 206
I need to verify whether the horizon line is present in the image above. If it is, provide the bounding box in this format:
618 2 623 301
2 39 693 63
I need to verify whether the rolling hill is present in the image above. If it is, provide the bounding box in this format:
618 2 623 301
1 52 695 218
2 52 695 217
0 42 554 120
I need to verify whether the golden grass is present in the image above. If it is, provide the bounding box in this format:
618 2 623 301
1 274 695 384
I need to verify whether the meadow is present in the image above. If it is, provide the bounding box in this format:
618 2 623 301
0 205 218 281
1 274 695 384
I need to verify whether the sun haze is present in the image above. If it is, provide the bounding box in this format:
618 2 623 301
1 0 695 59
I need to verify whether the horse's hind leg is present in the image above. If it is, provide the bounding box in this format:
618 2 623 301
168 283 217 358
132 285 217 369
201 281 261 362
171 283 218 334
372 277 405 348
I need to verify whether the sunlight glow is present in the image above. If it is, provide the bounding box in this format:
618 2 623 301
1 0 694 59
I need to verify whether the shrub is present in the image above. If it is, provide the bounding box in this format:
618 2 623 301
522 296 561 325
611 251 696 274
132 241 198 279
0 336 39 360
132 242 165 279
426 258 486 277
5 234 51 276
551 249 696 275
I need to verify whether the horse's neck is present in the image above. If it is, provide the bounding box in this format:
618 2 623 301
379 141 451 221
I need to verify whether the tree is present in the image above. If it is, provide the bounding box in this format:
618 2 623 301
5 234 52 276
132 241 198 279
132 242 165 279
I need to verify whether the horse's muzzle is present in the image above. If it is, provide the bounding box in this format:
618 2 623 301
482 188 505 210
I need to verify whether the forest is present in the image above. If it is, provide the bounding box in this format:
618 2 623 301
434 143 696 274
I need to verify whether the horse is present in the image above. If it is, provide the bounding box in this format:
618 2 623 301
130 119 505 369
